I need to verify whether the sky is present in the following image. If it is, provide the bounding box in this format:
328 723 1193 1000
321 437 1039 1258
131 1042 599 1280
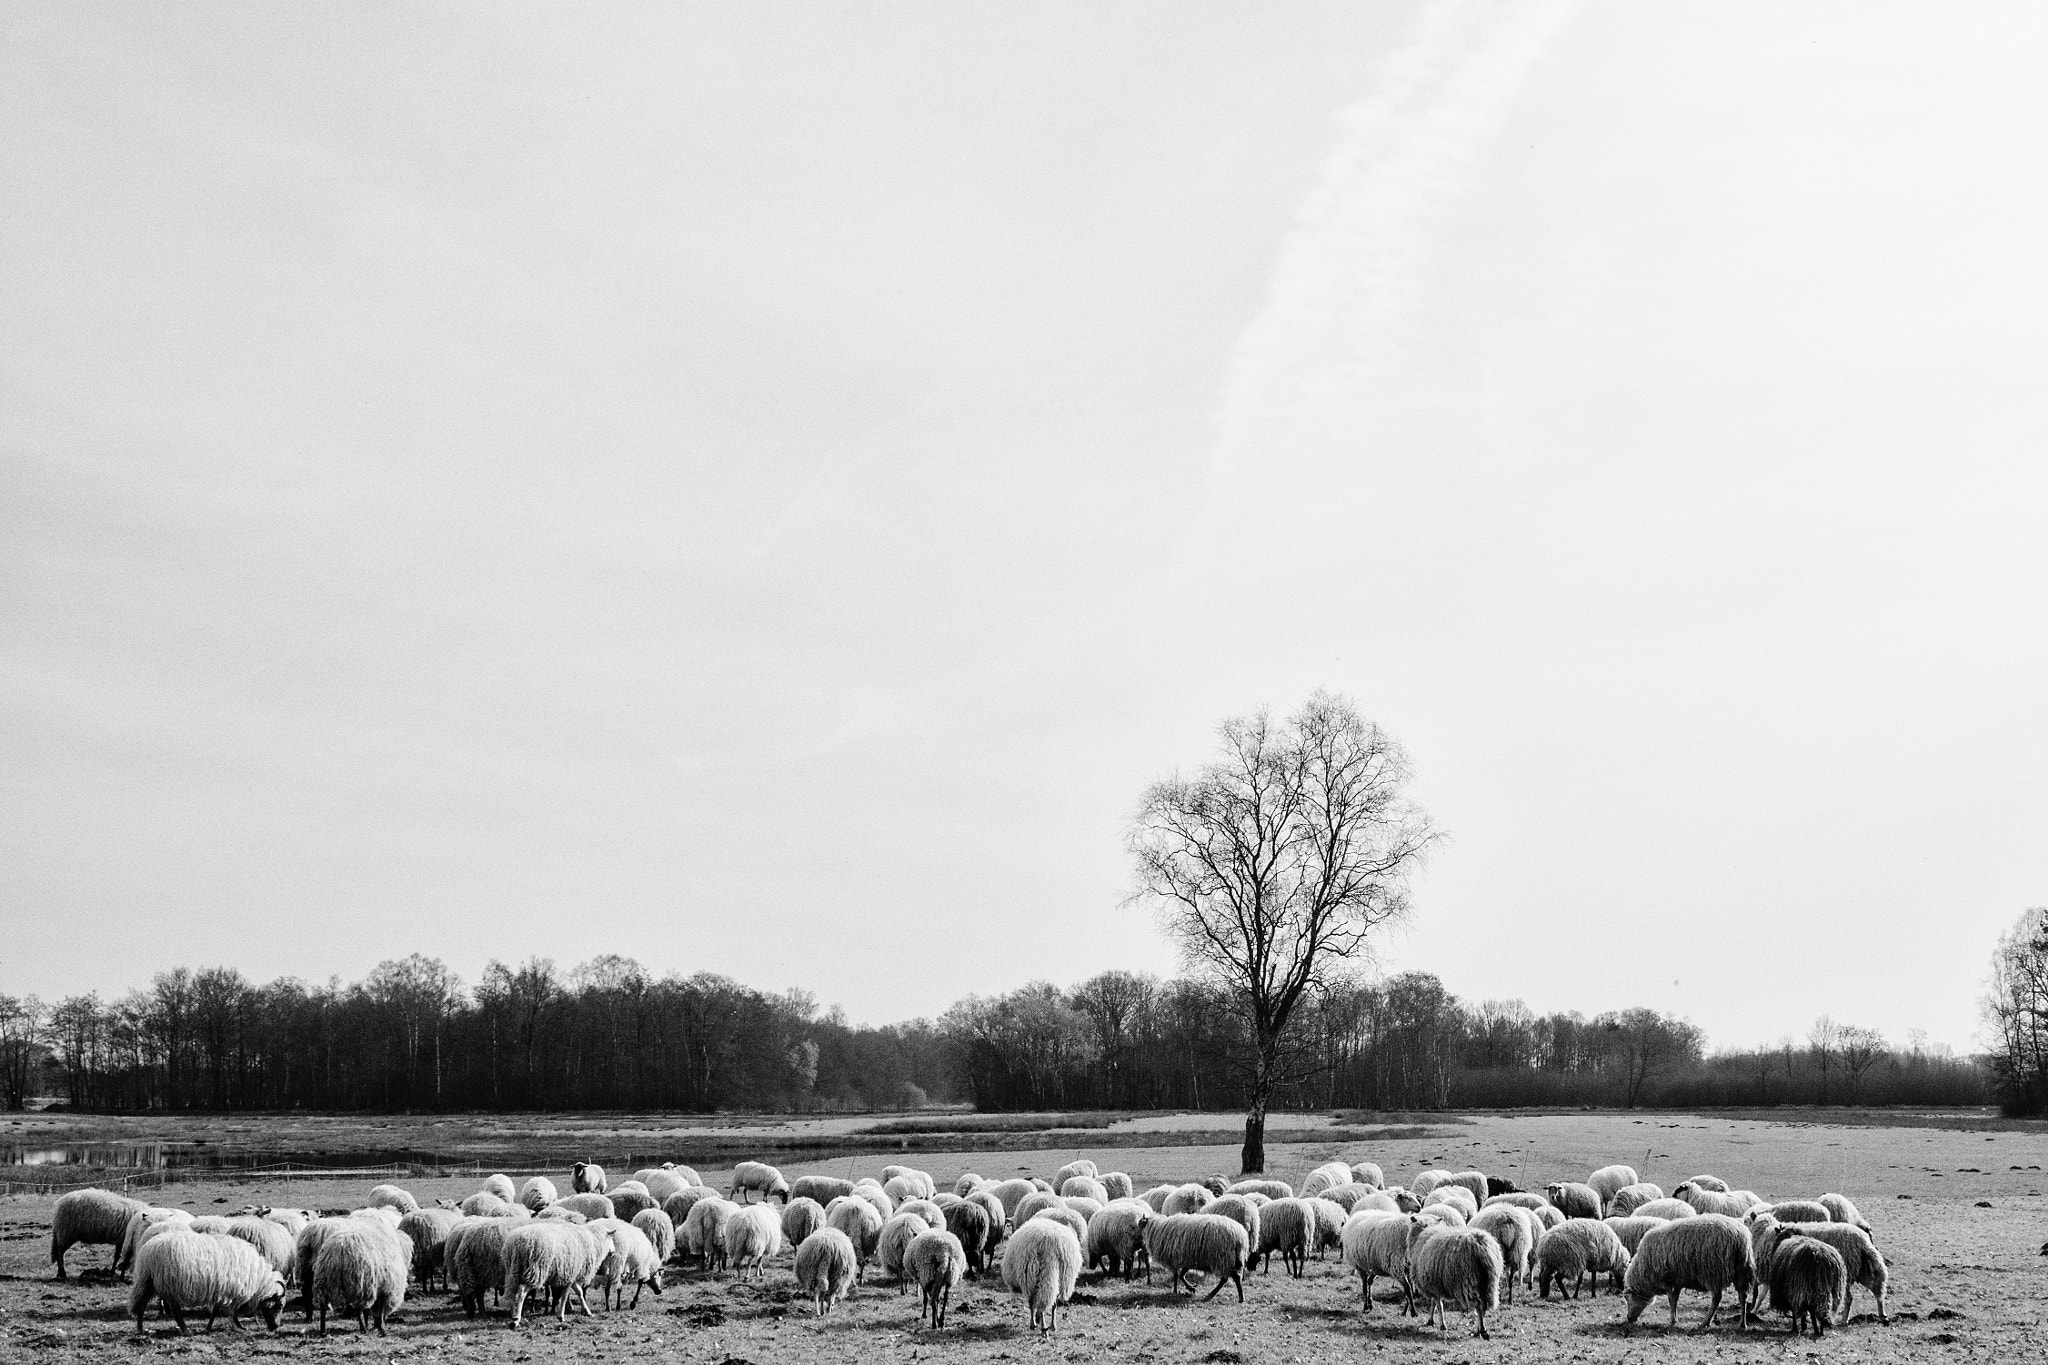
3 1 2044 1054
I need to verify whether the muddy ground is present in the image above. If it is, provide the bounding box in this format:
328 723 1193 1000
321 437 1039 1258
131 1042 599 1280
4 1112 2044 1363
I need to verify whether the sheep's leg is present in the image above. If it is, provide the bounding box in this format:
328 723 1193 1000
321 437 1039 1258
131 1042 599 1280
1666 1289 1680 1327
1359 1270 1372 1313
170 1306 188 1334
372 1307 386 1338
1475 1306 1489 1341
1201 1273 1229 1302
1698 1288 1721 1332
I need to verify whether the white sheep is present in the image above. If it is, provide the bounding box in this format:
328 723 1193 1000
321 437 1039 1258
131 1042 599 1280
551 1193 615 1221
965 1189 1007 1252
1632 1198 1697 1221
571 1161 608 1195
129 1229 285 1335
1622 1212 1755 1331
1163 1183 1214 1216
1014 1189 1063 1225
631 1208 674 1264
1348 1191 1401 1216
1747 1215 1887 1324
1409 1168 1455 1198
1587 1164 1640 1213
878 1212 928 1287
897 1198 946 1229
662 1187 718 1230
727 1160 789 1205
1350 1162 1386 1188
1144 1212 1250 1302
1254 1198 1312 1277
1306 1196 1348 1257
1052 1159 1099 1189
1817 1192 1873 1237
1410 1223 1504 1339
503 1220 609 1327
1423 1186 1477 1219
51 1188 147 1279
826 1195 884 1280
255 1206 315 1237
723 1202 784 1280
398 1207 462 1290
792 1175 857 1205
1138 1184 1176 1212
1482 1190 1548 1212
942 1201 994 1278
792 1227 856 1315
1682 1174 1729 1192
518 1176 558 1212
682 1196 737 1272
1543 1181 1602 1220
1229 1179 1292 1200
596 1219 665 1307
955 1172 986 1197
366 1184 419 1215
1060 1175 1109 1203
115 1206 192 1277
1085 1202 1151 1280
1671 1181 1757 1218
1608 1183 1666 1217
480 1174 517 1203
459 1191 520 1219
1340 1210 1416 1314
906 1228 965 1327
1005 1217 1084 1329
1469 1204 1538 1302
448 1217 512 1317
1536 1217 1630 1299
1751 1199 1832 1226
1301 1162 1356 1199
1098 1172 1134 1201
1031 1205 1090 1246
292 1219 346 1320
1767 1234 1847 1339
1415 1204 1465 1228
310 1219 410 1336
1603 1215 1666 1257
1203 1194 1260 1269
782 1196 827 1249
607 1186 657 1221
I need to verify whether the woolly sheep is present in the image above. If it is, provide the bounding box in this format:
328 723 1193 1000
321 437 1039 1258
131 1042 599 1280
682 1197 737 1272
449 1217 511 1317
1441 1171 1488 1210
1423 1186 1478 1218
1751 1199 1832 1227
52 1188 148 1279
879 1212 927 1286
898 1198 946 1229
631 1208 675 1264
882 1165 936 1198
1608 1183 1666 1217
480 1174 517 1203
955 1173 985 1197
1301 1162 1355 1199
1416 1205 1466 1230
1633 1198 1697 1221
256 1206 315 1237
851 1183 895 1224
1306 1197 1348 1257
1163 1183 1214 1216
791 1227 856 1316
607 1186 656 1221
1483 1190 1549 1212
553 1193 615 1221
827 1195 884 1280
1052 1159 1099 1189
503 1220 609 1327
1143 1212 1248 1302
1060 1175 1109 1203
596 1219 664 1307
1748 1216 1887 1324
311 1219 410 1335
116 1206 192 1276
1319 1183 1378 1212
130 1229 285 1335
1351 1162 1385 1188
1603 1215 1666 1256
636 1167 698 1200
729 1160 789 1204
662 1187 718 1230
187 1215 233 1235
943 1200 993 1277
1536 1217 1630 1299
571 1161 608 1195
1341 1210 1417 1314
1061 1195 1103 1223
1469 1204 1538 1302
1768 1235 1846 1339
1410 1168 1454 1198
965 1189 1007 1249
293 1219 346 1321
792 1175 857 1206
1086 1202 1151 1279
1255 1198 1312 1277
1671 1181 1756 1218
1544 1181 1602 1220
1004 1217 1083 1330
1204 1194 1260 1268
907 1229 966 1328
536 1206 587 1223
1622 1212 1755 1331
1411 1223 1504 1339
1031 1205 1090 1247
1139 1184 1175 1212
518 1176 558 1212
1682 1174 1729 1192
1201 1174 1230 1196
366 1184 418 1216
1587 1164 1640 1212
1230 1179 1293 1200
1350 1191 1401 1216
1014 1190 1064 1225
883 1176 922 1205
1817 1192 1873 1237
782 1196 827 1249
1099 1172 1134 1201
218 1216 294 1287
398 1207 462 1291
460 1191 520 1219
718 1203 779 1279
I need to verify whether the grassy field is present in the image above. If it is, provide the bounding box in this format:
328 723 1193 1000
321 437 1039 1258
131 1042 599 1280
3 1112 2044 1364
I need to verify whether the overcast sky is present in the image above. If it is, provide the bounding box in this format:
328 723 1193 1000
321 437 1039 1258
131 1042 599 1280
4 1 2043 1053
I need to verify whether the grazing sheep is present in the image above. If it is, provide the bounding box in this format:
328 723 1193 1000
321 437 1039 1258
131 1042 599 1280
571 1162 608 1195
896 1198 946 1230
1424 1186 1478 1218
1086 1202 1152 1279
1061 1194 1104 1223
1588 1165 1640 1213
1469 1204 1538 1302
596 1220 664 1308
1137 1184 1174 1212
1060 1175 1108 1203
1386 1186 1424 1213
1349 1191 1401 1216
1484 1190 1549 1212
116 1207 193 1277
1143 1212 1248 1302
1204 1194 1260 1268
1440 1171 1488 1211
1351 1162 1385 1188
882 1165 936 1198
1230 1179 1293 1200
852 1183 896 1224
1683 1174 1729 1192
1004 1217 1083 1330
1671 1181 1756 1218
398 1208 462 1291
503 1221 609 1327
518 1176 558 1212
662 1187 718 1230
310 1219 410 1336
293 1219 346 1320
1341 1210 1417 1315
1752 1199 1832 1227
792 1175 858 1206
1163 1183 1214 1216
1014 1190 1063 1225
255 1206 315 1237
1200 1175 1230 1196
460 1191 519 1219
907 1229 965 1328
782 1196 827 1249
1633 1198 1698 1221
479 1174 516 1203
1608 1183 1666 1217
1320 1183 1381 1213
535 1206 587 1223
1052 1159 1099 1189
1748 1216 1887 1324
942 1200 992 1277
1306 1197 1348 1257
1031 1205 1090 1246
879 1212 928 1286
1410 1223 1504 1339
1536 1217 1630 1299
631 1208 675 1265
1543 1181 1602 1220
955 1173 986 1196
1415 1204 1466 1229
827 1195 884 1280
449 1217 511 1316
792 1227 857 1316
722 1203 782 1280
130 1229 285 1335
1098 1172 1134 1201
681 1197 737 1272
552 1193 615 1221
983 1178 1034 1219
635 1170 686 1202
1486 1177 1522 1198
52 1188 148 1279
882 1175 922 1205
1603 1215 1666 1256
1818 1192 1873 1237
1768 1235 1847 1339
966 1189 1007 1244
1255 1198 1313 1277
366 1184 418 1216
607 1187 656 1221
728 1160 789 1204
1410 1168 1454 1198
1301 1162 1356 1199
1622 1213 1755 1331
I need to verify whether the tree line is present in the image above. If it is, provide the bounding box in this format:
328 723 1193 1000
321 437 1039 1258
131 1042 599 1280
0 955 1984 1115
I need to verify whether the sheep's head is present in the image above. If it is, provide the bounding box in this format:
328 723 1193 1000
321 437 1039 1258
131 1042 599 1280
1671 1181 1695 1198
257 1273 286 1331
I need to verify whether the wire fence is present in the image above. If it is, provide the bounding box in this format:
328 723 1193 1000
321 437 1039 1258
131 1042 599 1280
0 1159 513 1199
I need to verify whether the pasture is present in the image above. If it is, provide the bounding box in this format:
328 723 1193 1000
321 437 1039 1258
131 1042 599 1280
3 1111 2044 1364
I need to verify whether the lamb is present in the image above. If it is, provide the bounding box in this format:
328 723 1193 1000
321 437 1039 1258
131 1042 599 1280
682 1196 737 1272
310 1218 410 1335
1818 1192 1872 1237
1229 1179 1293 1200
1004 1217 1084 1330
782 1196 827 1249
943 1200 993 1277
1301 1162 1355 1199
826 1195 884 1280
1409 1223 1504 1339
1469 1204 1538 1302
1099 1172 1134 1201
448 1217 512 1317
129 1229 285 1335
518 1176 558 1212
1351 1162 1385 1188
792 1175 858 1206
367 1184 418 1215
596 1219 664 1308
571 1161 608 1194
1163 1183 1214 1216
607 1186 656 1220
1536 1217 1630 1299
1341 1210 1417 1314
398 1207 462 1290
1086 1202 1152 1279
1768 1234 1847 1339
52 1188 148 1279
1748 1216 1887 1324
631 1207 675 1265
1204 1194 1260 1268
552 1193 615 1221
1142 1212 1247 1302
793 1227 857 1315
906 1229 966 1328
724 1202 784 1280
115 1207 192 1277
1060 1175 1109 1203
1608 1183 1666 1217
1587 1164 1640 1213
503 1220 610 1327
1622 1212 1755 1331
1633 1198 1698 1221
1254 1198 1312 1277
1543 1181 1603 1220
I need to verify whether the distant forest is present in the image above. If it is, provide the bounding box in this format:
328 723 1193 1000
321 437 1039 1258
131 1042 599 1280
0 955 1986 1114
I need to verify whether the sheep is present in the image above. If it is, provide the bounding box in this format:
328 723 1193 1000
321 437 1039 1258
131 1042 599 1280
1349 1191 1401 1216
129 1229 285 1335
1622 1212 1755 1331
882 1165 936 1198
1163 1183 1214 1216
460 1191 520 1218
1301 1162 1355 1199
1031 1205 1090 1245
1440 1170 1488 1210
781 1196 827 1249
636 1167 698 1201
1633 1198 1698 1221
882 1175 923 1205
1385 1185 1424 1213
1060 1175 1109 1203
552 1193 615 1221
115 1207 192 1277
714 1202 777 1280
1469 1204 1537 1302
187 1215 233 1235
518 1176 558 1212
398 1207 462 1291
1682 1174 1729 1192
503 1220 609 1327
1200 1175 1230 1196
1423 1186 1478 1218
1015 1190 1064 1225
1142 1212 1248 1302
631 1208 675 1265
1229 1179 1293 1200
1588 1164 1640 1213
1203 1194 1260 1269
1670 1181 1754 1218
1410 1223 1504 1339
1003 1217 1083 1330
536 1205 587 1223
310 1219 410 1336
595 1219 664 1308
792 1175 858 1206
1341 1210 1417 1314
878 1211 928 1287
943 1200 993 1277
254 1206 315 1237
725 1160 785 1204
899 1198 946 1229
852 1182 896 1223
662 1187 718 1230
1818 1192 1873 1237
367 1184 419 1215
1543 1181 1602 1220
1051 1158 1098 1187
907 1229 965 1328
955 1172 986 1196
966 1189 1008 1252
1536 1216 1631 1299
1086 1202 1152 1279
827 1195 884 1280
1748 1216 1887 1324
1751 1199 1832 1227
1768 1234 1847 1338
786 1226 855 1316
571 1161 608 1194
293 1219 347 1320
448 1217 511 1316
1351 1162 1385 1188
1603 1215 1666 1256
1319 1183 1377 1212
1099 1172 1134 1201
1483 1190 1549 1212
51 1188 148 1279
1416 1204 1466 1229
1254 1198 1312 1277
1306 1196 1348 1257
607 1186 656 1221
1139 1184 1176 1212
1608 1183 1666 1217
682 1196 737 1272
1410 1168 1454 1198
1485 1177 1523 1197
479 1174 516 1203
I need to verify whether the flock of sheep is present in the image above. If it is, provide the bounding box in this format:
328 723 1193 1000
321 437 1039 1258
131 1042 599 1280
44 1153 1887 1341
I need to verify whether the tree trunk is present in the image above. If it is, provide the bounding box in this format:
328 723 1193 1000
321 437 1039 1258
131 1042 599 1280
1241 1106 1266 1175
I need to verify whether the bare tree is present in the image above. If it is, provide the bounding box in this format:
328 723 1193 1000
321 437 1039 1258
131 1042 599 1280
1982 907 2048 1115
1837 1025 1887 1102
1807 1014 1840 1103
1127 690 1439 1173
